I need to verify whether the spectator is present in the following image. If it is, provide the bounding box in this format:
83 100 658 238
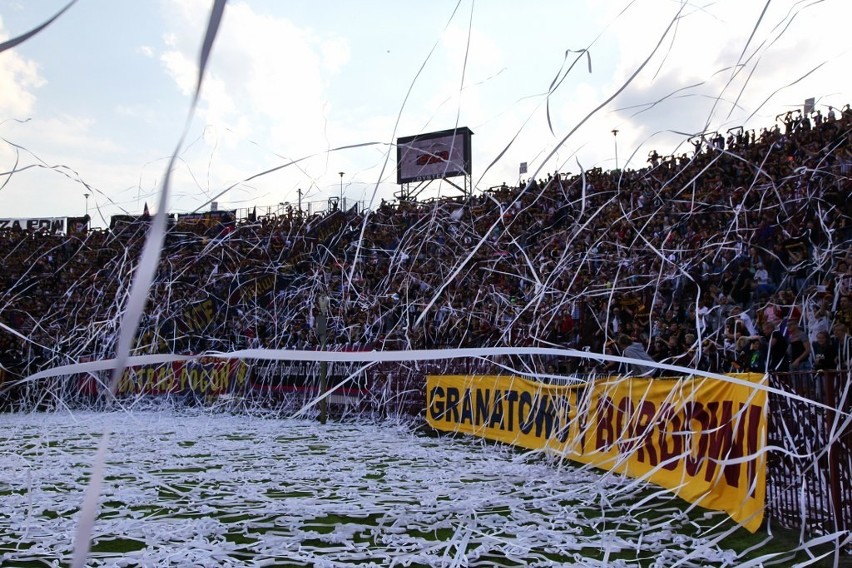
812 330 838 372
739 337 765 373
730 306 758 336
697 340 725 373
833 323 852 370
0 103 850 389
616 334 657 377
753 262 775 297
805 292 833 342
731 264 755 306
787 320 812 373
762 322 790 373
787 320 813 394
835 295 852 332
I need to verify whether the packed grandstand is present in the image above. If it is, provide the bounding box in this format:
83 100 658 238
0 104 850 406
2 103 852 564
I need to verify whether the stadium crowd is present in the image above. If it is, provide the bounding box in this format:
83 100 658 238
1 105 851 393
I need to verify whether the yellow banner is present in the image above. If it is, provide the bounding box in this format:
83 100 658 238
425 373 767 532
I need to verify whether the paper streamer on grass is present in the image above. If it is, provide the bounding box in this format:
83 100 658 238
0 0 849 565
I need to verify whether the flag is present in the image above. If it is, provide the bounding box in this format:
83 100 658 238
143 202 150 218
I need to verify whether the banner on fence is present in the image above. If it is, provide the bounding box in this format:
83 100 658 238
0 217 65 234
248 349 371 398
425 373 767 532
66 216 89 236
176 210 236 232
78 358 249 397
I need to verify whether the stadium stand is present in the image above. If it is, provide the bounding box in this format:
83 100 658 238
0 107 850 389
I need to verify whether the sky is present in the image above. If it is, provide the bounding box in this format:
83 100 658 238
0 0 849 228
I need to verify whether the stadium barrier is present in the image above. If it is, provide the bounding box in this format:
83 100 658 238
765 370 851 541
425 372 767 532
4 357 850 540
380 362 852 541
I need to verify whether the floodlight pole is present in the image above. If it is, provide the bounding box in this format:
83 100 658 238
338 172 344 211
317 295 329 424
84 193 90 217
612 129 619 170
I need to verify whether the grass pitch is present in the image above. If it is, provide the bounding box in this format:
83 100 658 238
0 410 832 567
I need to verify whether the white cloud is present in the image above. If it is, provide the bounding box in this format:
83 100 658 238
5 0 841 222
319 35 349 73
548 0 852 172
137 45 155 58
159 1 350 149
0 18 46 118
151 0 362 209
160 49 196 97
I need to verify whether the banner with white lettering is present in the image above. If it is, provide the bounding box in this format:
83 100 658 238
0 217 65 234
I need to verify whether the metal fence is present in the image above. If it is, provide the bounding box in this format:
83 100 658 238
765 370 851 539
6 356 850 544
376 362 852 543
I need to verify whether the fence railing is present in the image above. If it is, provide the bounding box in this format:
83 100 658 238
375 363 852 543
5 358 850 545
765 370 851 540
